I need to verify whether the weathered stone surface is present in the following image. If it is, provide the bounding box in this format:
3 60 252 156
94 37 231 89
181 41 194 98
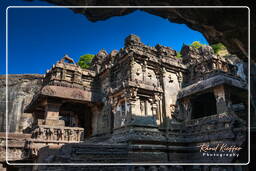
0 74 43 132
0 132 31 162
0 35 248 168
28 2 254 128
178 74 247 99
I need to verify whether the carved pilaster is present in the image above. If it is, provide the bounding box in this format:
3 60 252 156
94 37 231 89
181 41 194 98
61 69 66 80
128 99 137 122
55 68 62 80
142 61 147 82
43 102 62 126
91 105 101 135
124 87 138 102
176 71 183 87
182 98 192 121
213 85 230 114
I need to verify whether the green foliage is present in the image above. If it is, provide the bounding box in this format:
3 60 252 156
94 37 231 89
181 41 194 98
190 41 204 49
77 54 95 69
211 43 227 54
176 52 182 58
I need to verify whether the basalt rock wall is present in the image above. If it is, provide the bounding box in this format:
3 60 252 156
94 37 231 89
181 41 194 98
0 74 43 132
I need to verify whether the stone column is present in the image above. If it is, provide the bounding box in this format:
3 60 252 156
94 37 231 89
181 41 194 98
176 71 183 88
183 98 192 121
44 102 62 126
142 61 147 82
149 96 157 117
128 99 137 124
91 105 101 135
157 95 163 126
152 93 162 126
61 69 66 80
125 87 138 124
55 68 62 79
160 67 168 127
213 85 230 114
212 59 217 70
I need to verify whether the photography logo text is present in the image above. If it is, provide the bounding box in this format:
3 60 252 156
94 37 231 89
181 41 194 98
198 143 242 158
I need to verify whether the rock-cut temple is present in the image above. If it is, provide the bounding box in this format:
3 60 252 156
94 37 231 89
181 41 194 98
0 35 248 170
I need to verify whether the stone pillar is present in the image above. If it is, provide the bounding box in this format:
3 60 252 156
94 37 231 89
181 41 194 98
128 99 137 123
183 98 192 121
151 93 162 126
55 68 62 79
158 95 164 126
142 61 147 82
213 85 230 114
125 87 138 123
160 67 168 127
212 59 217 70
151 102 157 117
44 102 62 126
91 105 101 135
176 71 183 88
61 69 66 80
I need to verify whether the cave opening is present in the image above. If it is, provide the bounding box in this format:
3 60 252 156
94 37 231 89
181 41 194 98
191 92 217 119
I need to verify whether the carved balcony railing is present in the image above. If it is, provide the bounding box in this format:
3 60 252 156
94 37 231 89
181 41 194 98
183 112 247 138
31 125 84 142
167 112 247 141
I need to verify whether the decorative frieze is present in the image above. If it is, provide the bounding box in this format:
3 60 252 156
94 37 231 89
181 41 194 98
31 125 84 142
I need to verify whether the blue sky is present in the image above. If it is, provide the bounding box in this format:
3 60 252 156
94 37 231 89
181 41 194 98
0 0 208 74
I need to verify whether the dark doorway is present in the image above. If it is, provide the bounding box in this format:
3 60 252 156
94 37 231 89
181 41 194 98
191 92 217 119
59 102 93 138
230 93 247 121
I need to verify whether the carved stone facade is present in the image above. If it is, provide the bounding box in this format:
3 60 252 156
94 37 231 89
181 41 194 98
0 35 248 170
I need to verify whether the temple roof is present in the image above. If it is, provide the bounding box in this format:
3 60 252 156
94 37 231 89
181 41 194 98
177 73 247 99
24 85 101 113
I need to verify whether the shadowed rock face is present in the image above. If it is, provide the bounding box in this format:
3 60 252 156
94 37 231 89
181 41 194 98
0 74 43 132
33 0 254 61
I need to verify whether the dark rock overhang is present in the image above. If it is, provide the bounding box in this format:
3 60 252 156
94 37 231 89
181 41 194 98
177 73 247 99
27 0 253 61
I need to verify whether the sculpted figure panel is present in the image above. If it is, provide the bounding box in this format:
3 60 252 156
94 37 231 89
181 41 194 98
131 61 143 83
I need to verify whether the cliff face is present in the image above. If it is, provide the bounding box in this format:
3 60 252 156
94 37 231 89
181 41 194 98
0 74 43 132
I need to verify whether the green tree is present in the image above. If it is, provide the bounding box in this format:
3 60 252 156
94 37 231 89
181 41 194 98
77 54 95 69
190 41 204 49
211 43 227 54
176 52 182 58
